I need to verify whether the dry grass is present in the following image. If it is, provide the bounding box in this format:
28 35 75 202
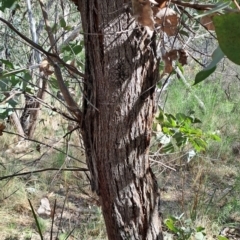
0 110 106 240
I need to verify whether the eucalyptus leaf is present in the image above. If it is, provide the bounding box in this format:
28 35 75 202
194 46 224 85
194 66 216 85
213 13 240 65
0 68 27 79
0 59 14 69
194 2 230 19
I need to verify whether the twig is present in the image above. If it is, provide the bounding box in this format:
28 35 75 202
0 91 22 104
233 0 240 11
150 158 176 171
3 130 86 164
56 188 69 239
171 0 235 12
50 199 57 240
0 167 89 181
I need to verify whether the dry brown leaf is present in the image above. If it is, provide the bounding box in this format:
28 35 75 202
163 58 173 74
0 123 6 136
162 51 173 75
161 49 188 77
155 0 167 9
178 49 188 66
167 49 178 60
155 7 179 36
200 14 216 31
39 59 54 76
132 0 155 36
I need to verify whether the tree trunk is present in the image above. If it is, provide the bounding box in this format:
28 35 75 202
80 1 163 239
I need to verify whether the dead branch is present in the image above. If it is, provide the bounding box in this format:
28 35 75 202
0 167 89 181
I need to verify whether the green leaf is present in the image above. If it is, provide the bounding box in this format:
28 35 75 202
0 59 14 69
190 138 207 152
0 68 27 79
164 218 179 233
194 2 230 19
192 117 202 124
194 66 216 85
194 46 224 85
179 30 189 37
217 236 229 240
162 142 175 153
173 132 188 147
0 105 13 119
212 135 221 141
61 41 83 56
166 114 177 127
213 13 240 65
60 18 66 28
162 126 171 134
73 45 83 55
208 46 225 69
0 0 19 11
196 226 205 232
156 111 164 124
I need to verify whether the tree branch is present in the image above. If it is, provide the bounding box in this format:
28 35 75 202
0 167 89 181
233 0 240 11
38 0 82 121
171 0 235 12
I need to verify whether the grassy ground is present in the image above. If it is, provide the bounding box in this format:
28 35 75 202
1 64 240 239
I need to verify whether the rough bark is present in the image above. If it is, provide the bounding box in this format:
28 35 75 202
80 1 163 239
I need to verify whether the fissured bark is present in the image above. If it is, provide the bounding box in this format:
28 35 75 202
79 1 163 239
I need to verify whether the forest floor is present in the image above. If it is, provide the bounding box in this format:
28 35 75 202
1 138 240 239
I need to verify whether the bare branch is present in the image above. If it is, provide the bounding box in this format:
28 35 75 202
0 167 89 181
233 0 240 11
3 130 86 164
38 0 82 121
171 0 236 12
